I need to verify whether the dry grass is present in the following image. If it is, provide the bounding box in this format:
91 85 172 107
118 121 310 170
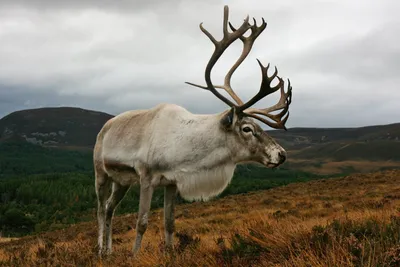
288 159 400 175
0 238 18 244
1 170 400 266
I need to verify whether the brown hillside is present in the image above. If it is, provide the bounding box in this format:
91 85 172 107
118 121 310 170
267 123 400 148
267 123 400 173
1 169 400 266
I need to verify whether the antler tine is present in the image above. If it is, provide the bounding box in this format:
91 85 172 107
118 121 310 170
244 78 292 130
220 18 267 105
236 59 283 113
199 23 218 45
246 78 291 114
185 5 251 107
245 111 290 130
222 5 230 38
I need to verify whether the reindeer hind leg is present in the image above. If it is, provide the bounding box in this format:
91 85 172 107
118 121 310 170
104 182 130 254
164 184 177 252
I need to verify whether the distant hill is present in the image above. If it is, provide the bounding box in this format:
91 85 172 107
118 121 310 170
266 123 400 173
267 123 400 149
267 123 400 161
0 107 113 149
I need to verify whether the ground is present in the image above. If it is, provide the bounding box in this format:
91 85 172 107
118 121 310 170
1 169 400 266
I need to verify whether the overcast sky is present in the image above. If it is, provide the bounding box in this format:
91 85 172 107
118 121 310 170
0 0 399 128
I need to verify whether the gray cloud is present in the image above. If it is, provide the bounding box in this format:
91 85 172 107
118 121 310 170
0 0 399 127
0 0 197 14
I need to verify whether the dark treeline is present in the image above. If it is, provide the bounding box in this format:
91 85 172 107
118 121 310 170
0 142 93 177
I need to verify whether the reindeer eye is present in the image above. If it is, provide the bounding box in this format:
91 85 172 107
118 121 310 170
242 127 252 133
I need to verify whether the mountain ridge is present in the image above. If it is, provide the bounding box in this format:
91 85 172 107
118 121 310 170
0 107 113 148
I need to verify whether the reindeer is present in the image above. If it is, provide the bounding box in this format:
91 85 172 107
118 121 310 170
94 5 293 255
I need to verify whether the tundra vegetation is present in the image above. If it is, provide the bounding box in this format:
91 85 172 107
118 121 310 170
1 170 399 266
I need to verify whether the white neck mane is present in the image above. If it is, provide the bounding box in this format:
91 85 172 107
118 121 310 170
165 163 236 201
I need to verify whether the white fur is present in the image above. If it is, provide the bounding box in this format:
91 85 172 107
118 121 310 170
101 104 237 194
265 146 283 164
99 104 285 198
165 163 236 201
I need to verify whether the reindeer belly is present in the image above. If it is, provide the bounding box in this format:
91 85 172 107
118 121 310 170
165 164 236 201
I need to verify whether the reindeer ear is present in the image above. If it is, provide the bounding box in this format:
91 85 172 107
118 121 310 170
220 107 236 129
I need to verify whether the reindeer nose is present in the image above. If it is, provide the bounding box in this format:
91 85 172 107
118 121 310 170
278 151 287 164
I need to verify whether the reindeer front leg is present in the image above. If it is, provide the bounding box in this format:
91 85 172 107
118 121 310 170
133 179 154 254
164 184 177 252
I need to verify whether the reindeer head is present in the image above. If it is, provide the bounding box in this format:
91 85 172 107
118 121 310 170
186 5 293 168
217 108 286 167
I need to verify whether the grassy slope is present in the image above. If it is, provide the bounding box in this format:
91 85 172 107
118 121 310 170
1 169 400 266
290 141 400 161
286 159 400 175
267 123 400 145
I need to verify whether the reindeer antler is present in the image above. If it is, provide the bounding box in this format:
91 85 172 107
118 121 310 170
186 5 292 130
185 5 251 107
